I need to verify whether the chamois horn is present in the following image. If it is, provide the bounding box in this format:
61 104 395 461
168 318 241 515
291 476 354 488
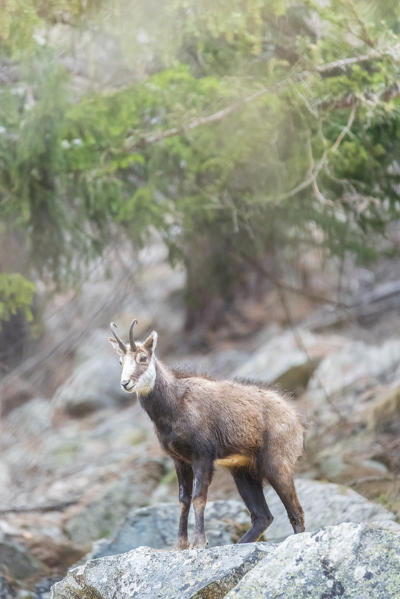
110 322 126 353
129 319 138 351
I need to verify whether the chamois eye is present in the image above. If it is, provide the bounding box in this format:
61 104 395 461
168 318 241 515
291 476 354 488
139 355 147 363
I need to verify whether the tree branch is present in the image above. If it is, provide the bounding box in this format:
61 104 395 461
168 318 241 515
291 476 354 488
315 44 400 74
122 44 399 153
318 82 400 111
331 102 356 151
124 86 275 152
276 102 356 201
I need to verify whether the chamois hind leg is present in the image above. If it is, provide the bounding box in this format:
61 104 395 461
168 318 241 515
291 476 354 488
191 458 214 549
174 459 193 550
232 469 274 543
265 462 305 534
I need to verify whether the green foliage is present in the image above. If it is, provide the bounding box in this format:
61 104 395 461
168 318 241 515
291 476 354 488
0 0 101 57
1 0 400 326
0 273 35 324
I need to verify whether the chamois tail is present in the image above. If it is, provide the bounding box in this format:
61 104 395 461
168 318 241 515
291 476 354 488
214 454 252 468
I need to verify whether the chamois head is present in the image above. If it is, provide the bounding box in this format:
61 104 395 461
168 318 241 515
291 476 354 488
108 319 158 395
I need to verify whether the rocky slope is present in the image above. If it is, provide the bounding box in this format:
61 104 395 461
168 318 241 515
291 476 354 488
1 258 400 597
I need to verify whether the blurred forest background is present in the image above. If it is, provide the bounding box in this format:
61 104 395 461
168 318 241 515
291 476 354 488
1 1 400 597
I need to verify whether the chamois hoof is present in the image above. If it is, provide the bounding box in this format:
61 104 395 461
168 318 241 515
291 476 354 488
173 539 190 550
189 537 207 549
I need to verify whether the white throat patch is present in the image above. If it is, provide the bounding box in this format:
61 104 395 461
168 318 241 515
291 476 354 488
135 355 156 396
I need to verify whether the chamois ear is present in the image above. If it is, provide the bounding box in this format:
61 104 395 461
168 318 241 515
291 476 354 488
142 331 158 354
108 337 125 356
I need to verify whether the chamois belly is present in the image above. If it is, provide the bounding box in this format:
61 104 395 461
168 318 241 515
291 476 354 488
156 428 194 463
155 414 259 469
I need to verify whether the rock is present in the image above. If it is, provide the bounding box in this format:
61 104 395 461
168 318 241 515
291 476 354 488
172 348 259 380
305 339 400 428
64 460 167 545
0 377 34 417
0 575 16 599
273 359 320 395
91 500 250 558
225 523 400 598
52 523 400 599
308 339 400 399
26 537 85 570
350 477 400 525
0 540 44 580
7 398 53 436
368 385 400 433
51 543 273 599
316 449 347 479
32 577 58 599
314 433 390 483
0 463 11 489
233 330 343 393
264 479 400 540
54 353 131 417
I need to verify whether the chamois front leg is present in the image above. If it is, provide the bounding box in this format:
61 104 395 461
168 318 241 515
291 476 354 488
174 459 193 550
190 458 214 549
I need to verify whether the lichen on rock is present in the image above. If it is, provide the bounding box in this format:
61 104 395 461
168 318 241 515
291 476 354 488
51 543 273 599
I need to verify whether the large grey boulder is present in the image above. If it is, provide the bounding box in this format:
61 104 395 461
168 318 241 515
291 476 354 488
309 339 400 396
51 523 400 599
51 543 273 599
307 339 400 417
226 523 400 598
233 330 344 393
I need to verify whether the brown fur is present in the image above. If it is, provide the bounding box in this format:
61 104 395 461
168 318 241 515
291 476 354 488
150 361 304 480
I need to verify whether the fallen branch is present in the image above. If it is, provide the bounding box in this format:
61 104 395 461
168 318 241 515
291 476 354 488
304 280 400 332
309 295 400 332
352 280 400 307
348 475 397 487
0 500 79 514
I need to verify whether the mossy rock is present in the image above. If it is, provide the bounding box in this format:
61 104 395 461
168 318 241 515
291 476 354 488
369 387 400 433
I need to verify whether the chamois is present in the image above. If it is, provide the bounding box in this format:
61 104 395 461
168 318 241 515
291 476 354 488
109 319 305 549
